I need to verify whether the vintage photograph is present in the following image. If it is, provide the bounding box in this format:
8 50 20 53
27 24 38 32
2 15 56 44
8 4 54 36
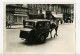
4 4 75 54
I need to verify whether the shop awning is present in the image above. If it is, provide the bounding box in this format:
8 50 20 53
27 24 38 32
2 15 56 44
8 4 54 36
52 13 63 19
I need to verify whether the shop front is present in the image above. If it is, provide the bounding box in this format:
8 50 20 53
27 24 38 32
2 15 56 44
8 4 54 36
6 5 29 25
13 14 28 24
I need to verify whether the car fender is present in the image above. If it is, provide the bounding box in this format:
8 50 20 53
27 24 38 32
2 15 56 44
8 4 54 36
38 32 47 39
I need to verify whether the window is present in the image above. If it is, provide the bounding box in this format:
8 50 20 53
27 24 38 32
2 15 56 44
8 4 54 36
25 21 35 28
36 22 47 29
14 16 17 23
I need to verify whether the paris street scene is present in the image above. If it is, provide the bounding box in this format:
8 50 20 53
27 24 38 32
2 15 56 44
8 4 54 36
5 4 75 54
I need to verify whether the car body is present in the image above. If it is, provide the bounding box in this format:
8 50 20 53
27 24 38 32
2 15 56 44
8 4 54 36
20 19 56 43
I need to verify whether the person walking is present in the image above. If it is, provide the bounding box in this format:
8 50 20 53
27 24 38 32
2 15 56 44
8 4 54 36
38 10 44 19
60 19 63 25
55 19 59 36
23 20 25 28
7 20 11 28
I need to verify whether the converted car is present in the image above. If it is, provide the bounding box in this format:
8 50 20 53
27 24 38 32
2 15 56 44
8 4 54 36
20 19 56 43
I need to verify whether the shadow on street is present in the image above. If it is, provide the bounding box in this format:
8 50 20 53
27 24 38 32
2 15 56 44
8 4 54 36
20 37 56 46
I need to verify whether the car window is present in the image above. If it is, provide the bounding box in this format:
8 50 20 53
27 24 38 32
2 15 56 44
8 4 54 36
37 22 44 28
25 22 35 28
46 22 50 28
36 22 50 29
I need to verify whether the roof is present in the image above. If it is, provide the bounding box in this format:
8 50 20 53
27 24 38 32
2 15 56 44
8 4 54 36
25 19 50 22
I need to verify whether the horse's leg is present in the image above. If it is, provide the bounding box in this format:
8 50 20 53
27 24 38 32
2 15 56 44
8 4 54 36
50 29 52 38
55 26 58 36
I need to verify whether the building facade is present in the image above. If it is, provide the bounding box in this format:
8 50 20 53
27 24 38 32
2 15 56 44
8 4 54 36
6 4 29 25
27 4 74 20
6 4 74 25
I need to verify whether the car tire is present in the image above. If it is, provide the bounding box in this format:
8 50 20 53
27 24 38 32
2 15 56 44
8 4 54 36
39 34 46 43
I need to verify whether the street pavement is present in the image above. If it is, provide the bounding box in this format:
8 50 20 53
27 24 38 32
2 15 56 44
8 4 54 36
5 23 75 54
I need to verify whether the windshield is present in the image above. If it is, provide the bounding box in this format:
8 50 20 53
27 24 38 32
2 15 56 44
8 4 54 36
36 22 49 29
25 21 35 28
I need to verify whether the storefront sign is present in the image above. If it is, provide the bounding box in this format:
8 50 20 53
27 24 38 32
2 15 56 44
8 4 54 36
14 8 27 15
15 8 27 12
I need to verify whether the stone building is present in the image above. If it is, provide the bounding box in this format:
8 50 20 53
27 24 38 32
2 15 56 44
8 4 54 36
6 4 29 25
6 4 74 25
27 4 74 20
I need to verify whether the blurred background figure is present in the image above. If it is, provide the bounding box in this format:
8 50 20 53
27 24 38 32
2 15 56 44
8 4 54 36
23 20 26 28
7 20 11 28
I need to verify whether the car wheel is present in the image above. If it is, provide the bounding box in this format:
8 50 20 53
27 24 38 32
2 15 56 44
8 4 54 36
39 34 46 43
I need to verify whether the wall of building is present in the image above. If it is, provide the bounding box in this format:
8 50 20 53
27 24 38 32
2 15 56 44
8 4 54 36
6 4 74 25
27 4 73 18
6 5 29 25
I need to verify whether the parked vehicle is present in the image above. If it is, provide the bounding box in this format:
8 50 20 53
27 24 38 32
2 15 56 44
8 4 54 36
20 19 57 43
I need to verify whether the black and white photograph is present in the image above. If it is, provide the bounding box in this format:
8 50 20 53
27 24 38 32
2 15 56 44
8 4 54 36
4 4 75 54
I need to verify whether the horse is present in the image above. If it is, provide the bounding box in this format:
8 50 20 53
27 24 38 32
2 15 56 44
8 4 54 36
49 18 59 38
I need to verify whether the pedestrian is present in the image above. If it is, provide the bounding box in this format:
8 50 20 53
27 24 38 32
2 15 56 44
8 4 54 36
60 19 63 25
38 10 44 19
23 20 25 28
7 21 11 28
55 19 59 36
9 21 11 28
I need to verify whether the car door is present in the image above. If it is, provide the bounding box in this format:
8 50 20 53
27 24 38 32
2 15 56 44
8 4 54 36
36 21 50 37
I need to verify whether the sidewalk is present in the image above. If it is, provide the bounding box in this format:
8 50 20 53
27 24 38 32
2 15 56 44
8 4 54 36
6 25 23 29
